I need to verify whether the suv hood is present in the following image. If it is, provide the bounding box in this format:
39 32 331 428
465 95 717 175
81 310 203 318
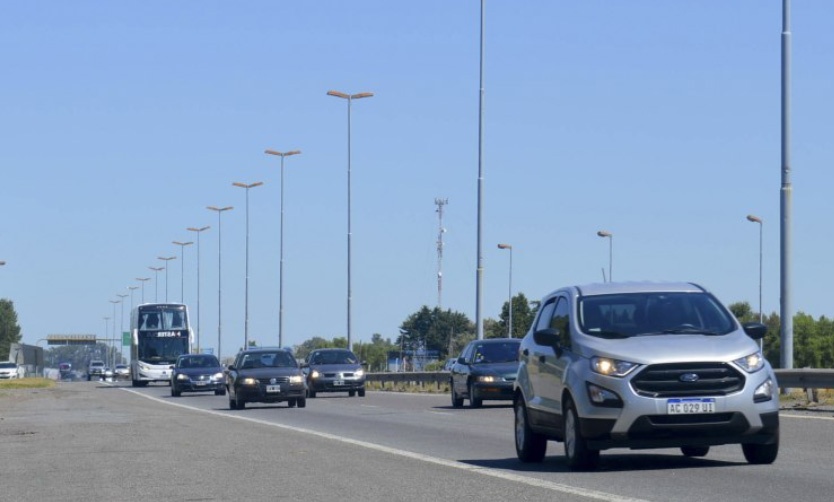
470 361 519 377
578 330 760 365
309 363 362 373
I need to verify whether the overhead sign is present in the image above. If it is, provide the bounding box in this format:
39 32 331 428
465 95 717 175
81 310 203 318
123 331 130 347
47 334 97 346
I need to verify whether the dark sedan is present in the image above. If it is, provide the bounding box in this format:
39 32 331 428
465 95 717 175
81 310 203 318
226 348 307 409
171 354 226 397
303 348 366 398
450 338 520 408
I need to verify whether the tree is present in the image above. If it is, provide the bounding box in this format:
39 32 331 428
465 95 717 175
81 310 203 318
398 306 474 360
293 336 339 361
498 292 536 339
0 299 22 361
353 333 396 372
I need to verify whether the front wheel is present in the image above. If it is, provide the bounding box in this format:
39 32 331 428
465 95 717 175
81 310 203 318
515 396 547 462
171 385 181 397
468 382 482 408
308 389 317 398
742 431 779 464
228 394 237 410
288 399 297 408
451 380 463 408
297 397 307 408
564 398 599 470
349 390 356 397
358 388 365 397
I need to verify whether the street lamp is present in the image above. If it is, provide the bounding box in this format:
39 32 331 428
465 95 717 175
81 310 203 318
497 243 513 338
187 225 210 353
158 256 177 302
172 241 193 304
208 205 234 360
117 293 128 362
109 299 120 369
747 215 763 324
148 267 164 302
328 89 374 350
102 316 110 373
128 286 139 311
136 278 150 303
597 230 613 282
232 181 263 349
264 148 301 348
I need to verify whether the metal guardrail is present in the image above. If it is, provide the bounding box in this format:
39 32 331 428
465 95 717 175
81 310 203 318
367 369 834 391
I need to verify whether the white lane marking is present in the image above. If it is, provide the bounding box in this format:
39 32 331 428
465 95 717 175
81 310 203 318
780 412 834 421
122 388 647 502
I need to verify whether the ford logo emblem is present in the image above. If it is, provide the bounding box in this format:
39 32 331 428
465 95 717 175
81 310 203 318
270 378 277 384
680 373 699 383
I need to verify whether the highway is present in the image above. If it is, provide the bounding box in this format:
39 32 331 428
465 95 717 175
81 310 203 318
4 381 834 501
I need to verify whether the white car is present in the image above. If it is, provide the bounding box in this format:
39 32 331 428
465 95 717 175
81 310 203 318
0 361 22 379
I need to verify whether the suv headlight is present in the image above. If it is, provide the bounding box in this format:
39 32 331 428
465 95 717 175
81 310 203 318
354 368 365 378
476 375 497 383
289 375 304 384
310 370 321 379
212 372 225 381
176 374 190 381
591 357 638 377
734 352 765 373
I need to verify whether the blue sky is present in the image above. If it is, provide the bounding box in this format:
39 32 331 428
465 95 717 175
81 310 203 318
2 1 833 359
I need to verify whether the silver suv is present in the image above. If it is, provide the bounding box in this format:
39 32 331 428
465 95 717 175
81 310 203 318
514 281 779 470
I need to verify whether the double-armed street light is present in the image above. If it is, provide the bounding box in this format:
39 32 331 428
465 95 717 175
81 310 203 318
158 256 177 302
327 89 374 350
207 205 234 360
232 182 263 349
597 230 613 282
264 149 301 348
187 226 210 353
173 241 193 304
148 267 164 302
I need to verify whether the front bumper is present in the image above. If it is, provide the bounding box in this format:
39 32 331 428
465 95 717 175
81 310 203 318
309 376 365 392
236 383 307 403
471 380 515 401
176 381 225 393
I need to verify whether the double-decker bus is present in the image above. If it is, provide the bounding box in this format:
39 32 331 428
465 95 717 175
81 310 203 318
130 303 192 387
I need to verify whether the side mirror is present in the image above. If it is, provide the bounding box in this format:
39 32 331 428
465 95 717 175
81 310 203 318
742 322 767 340
300 362 309 369
227 365 236 371
533 328 562 348
457 356 467 365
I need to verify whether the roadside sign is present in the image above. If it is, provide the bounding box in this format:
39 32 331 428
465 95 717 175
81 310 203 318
122 331 130 346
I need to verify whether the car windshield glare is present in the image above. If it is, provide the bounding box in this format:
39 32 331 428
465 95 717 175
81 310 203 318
241 352 296 369
472 342 520 364
579 292 735 338
312 351 357 365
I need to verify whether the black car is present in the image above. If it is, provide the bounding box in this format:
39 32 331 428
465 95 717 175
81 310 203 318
170 354 226 397
450 338 521 408
303 348 366 398
226 348 307 409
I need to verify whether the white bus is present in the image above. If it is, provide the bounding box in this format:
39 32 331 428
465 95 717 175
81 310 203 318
130 303 192 387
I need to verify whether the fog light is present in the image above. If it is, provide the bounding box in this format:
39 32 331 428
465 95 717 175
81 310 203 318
754 378 774 403
586 382 623 408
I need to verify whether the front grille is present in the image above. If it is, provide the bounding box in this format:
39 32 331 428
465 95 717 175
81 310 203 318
257 376 290 385
630 362 744 397
323 372 356 378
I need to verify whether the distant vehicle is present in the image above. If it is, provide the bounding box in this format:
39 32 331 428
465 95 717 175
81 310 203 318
443 358 456 372
104 367 114 380
59 362 73 380
513 281 779 470
450 338 521 408
0 361 22 380
227 348 307 410
170 354 226 397
87 360 106 381
114 364 130 379
130 303 192 387
303 348 366 398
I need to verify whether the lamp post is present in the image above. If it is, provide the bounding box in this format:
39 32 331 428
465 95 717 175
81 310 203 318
497 243 513 338
208 205 234 360
597 230 613 282
475 0 486 341
109 299 120 369
117 294 128 362
157 256 177 302
232 181 263 349
747 215 763 324
136 278 150 303
187 226 210 353
264 149 301 348
172 241 193 304
327 89 373 350
102 316 110 374
148 267 164 302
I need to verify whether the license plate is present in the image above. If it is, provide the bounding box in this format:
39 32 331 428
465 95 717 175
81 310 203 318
194 381 207 386
667 398 716 414
266 385 281 393
333 380 344 386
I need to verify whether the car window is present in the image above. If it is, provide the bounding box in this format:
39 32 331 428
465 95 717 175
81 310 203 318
551 297 572 348
534 299 557 332
471 342 520 364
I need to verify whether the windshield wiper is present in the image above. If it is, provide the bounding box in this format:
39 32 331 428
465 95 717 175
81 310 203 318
588 330 630 339
660 327 721 336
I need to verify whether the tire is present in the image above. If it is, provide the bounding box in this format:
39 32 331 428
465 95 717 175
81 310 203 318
681 446 710 457
288 399 297 408
215 389 226 396
514 396 547 462
563 398 600 470
468 382 483 408
236 395 246 410
171 385 181 397
742 430 779 464
87 375 91 382
349 390 356 397
297 397 307 408
358 388 365 397
451 380 464 408
308 389 317 398
228 395 237 410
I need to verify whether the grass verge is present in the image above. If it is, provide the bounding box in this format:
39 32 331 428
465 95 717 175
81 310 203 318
0 377 56 391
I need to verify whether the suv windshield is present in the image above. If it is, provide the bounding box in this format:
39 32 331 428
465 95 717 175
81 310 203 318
579 292 736 338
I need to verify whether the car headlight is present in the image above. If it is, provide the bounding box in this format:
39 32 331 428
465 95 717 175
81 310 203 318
590 357 638 377
734 352 765 373
354 368 365 378
310 370 320 379
289 375 304 384
242 377 259 386
212 372 225 381
476 375 497 383
176 374 190 381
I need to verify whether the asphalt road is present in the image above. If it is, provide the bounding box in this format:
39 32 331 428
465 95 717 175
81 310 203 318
2 381 833 501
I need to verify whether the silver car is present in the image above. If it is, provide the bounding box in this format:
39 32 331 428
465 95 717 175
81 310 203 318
514 281 779 470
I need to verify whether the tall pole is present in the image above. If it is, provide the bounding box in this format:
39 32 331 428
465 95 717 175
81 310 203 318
747 215 764 323
265 149 301 348
498 244 513 338
475 0 486 340
597 231 613 282
188 226 210 353
149 267 164 303
173 241 193 304
780 0 793 370
158 256 177 303
208 206 233 360
102 316 109 373
110 300 120 369
435 198 448 309
328 90 373 350
136 278 150 304
233 181 263 349
117 294 128 361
